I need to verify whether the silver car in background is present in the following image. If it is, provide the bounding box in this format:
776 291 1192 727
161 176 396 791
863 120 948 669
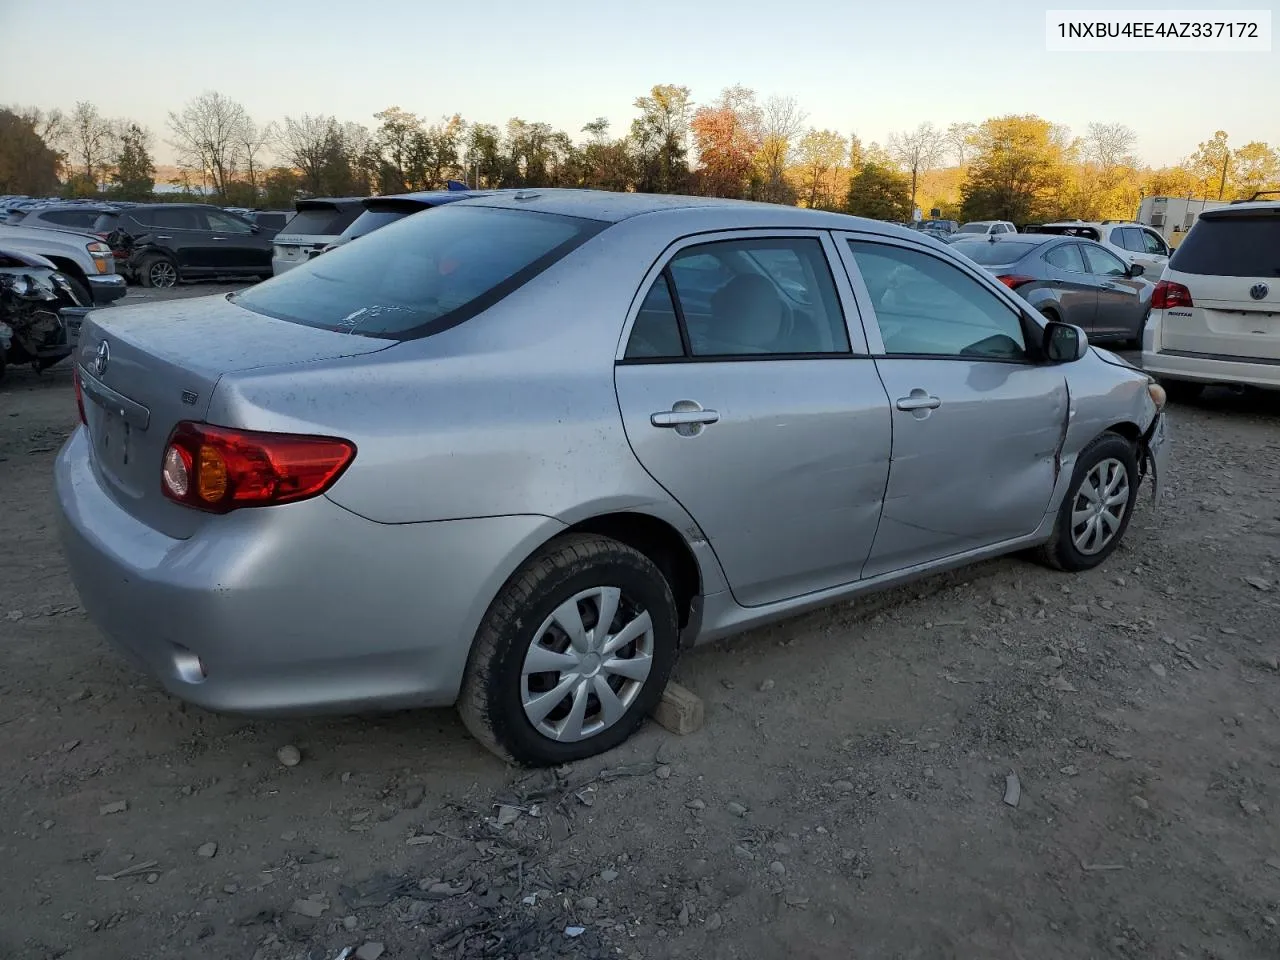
56 191 1170 766
950 234 1155 348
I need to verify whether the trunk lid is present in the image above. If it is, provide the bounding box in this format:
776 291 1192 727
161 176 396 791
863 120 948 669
76 293 392 538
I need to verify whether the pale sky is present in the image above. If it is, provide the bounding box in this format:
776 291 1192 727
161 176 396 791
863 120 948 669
1 0 1276 167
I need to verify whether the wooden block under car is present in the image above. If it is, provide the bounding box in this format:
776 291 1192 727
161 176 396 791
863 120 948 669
650 681 704 735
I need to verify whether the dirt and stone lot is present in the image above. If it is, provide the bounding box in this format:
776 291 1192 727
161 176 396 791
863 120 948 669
2 283 1280 960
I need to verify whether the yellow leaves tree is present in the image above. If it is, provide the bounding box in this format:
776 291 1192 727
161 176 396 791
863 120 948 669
960 115 1072 223
1232 141 1280 199
791 129 849 211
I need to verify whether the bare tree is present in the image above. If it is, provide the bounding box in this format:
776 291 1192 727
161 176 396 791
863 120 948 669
238 118 275 198
66 101 117 186
1083 122 1137 171
168 91 250 199
757 95 807 202
276 114 339 194
888 122 946 216
946 121 978 166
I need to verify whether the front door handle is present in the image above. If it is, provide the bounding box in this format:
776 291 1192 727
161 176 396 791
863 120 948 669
651 408 720 427
896 393 942 412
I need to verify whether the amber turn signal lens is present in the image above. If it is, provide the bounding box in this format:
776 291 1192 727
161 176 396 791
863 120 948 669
197 445 228 502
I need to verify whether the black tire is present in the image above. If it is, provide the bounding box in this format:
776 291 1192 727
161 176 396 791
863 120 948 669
1033 432 1140 573
458 534 680 766
139 255 179 289
1161 379 1204 403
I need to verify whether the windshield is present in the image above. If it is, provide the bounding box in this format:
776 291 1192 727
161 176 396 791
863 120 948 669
952 239 1038 265
234 204 606 340
278 205 361 238
1169 214 1280 277
958 223 989 234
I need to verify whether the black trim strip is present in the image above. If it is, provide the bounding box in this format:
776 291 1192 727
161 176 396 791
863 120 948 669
616 352 1035 367
663 265 693 358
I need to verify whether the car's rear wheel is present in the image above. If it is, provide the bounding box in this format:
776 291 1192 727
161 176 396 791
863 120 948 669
1160 379 1204 403
140 255 178 289
458 534 680 765
1034 432 1140 572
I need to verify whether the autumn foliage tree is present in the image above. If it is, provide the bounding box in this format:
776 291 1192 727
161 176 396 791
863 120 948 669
691 86 762 199
960 115 1072 223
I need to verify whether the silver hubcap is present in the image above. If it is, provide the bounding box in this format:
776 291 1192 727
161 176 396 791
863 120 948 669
1070 458 1130 555
521 586 654 743
151 262 177 287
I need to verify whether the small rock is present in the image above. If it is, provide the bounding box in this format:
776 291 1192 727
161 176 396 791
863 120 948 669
495 805 521 826
1049 676 1077 693
61 739 80 753
1240 799 1262 816
280 830 298 842
577 896 598 911
1059 765 1078 777
678 903 690 926
276 745 301 767
655 765 672 780
600 869 619 883
223 884 238 894
564 926 586 938
1149 663 1167 679
196 842 218 859
732 844 753 860
291 898 327 918
1244 576 1272 592
726 801 748 817
719 679 735 690
68 688 90 703
41 819 54 830
685 799 706 811
146 873 158 884
1003 772 1021 808
1041 656 1063 673
769 860 786 876
758 679 775 692
341 772 352 783
705 912 723 931
5 609 22 621
355 943 385 960
1130 795 1150 811
99 800 127 816
832 780 855 793
343 915 358 931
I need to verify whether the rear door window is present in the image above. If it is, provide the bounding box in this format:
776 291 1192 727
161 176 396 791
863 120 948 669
1140 230 1168 256
234 204 605 341
1082 244 1128 277
1045 242 1087 273
1169 215 1280 277
151 208 203 230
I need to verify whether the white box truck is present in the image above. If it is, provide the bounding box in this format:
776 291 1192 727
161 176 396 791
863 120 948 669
1136 196 1231 247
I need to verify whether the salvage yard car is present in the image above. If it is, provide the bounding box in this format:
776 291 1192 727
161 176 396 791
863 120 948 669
1143 200 1280 398
55 190 1170 766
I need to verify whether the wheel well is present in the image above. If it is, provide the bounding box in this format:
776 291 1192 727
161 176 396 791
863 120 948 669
1105 421 1142 444
561 513 702 628
46 257 88 285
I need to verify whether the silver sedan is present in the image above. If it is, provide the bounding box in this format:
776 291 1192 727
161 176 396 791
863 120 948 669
55 190 1171 765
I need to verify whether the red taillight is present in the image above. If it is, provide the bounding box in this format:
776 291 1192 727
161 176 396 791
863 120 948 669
160 421 356 514
996 274 1036 289
73 368 87 425
1152 280 1193 310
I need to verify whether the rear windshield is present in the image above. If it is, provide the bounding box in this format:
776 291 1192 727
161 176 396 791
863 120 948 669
278 205 361 238
338 208 412 241
952 239 1038 264
1032 224 1100 241
1169 215 1280 277
233 204 606 341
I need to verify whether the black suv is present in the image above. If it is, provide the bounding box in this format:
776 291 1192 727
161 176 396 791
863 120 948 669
93 204 274 288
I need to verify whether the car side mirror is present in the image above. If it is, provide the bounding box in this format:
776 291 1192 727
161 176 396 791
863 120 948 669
1128 263 1145 278
250 223 261 233
1043 321 1088 363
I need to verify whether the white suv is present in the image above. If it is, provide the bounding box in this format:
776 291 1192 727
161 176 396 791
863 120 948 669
1032 221 1172 278
1143 202 1280 398
955 220 1017 237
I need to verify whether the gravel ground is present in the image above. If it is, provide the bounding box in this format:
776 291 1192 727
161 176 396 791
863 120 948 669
2 285 1280 960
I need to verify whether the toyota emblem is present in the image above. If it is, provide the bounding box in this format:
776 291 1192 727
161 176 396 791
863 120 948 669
1250 282 1270 301
93 339 110 376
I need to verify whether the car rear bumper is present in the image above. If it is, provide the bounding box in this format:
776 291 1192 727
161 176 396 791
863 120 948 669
1141 348 1280 390
54 428 564 715
87 274 127 305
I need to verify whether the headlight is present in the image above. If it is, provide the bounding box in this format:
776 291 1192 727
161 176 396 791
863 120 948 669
1147 380 1167 412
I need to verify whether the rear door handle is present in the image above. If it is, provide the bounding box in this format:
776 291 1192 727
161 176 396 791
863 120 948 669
896 393 941 412
651 409 720 427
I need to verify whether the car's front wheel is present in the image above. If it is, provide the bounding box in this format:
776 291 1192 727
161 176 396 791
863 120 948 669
1034 432 1140 572
458 534 680 765
139 255 179 289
